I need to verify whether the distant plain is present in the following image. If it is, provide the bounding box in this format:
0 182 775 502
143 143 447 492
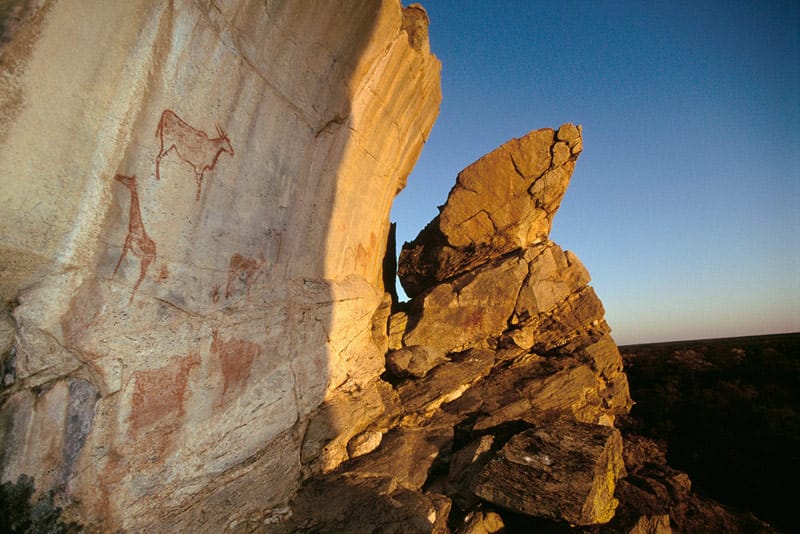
620 332 800 532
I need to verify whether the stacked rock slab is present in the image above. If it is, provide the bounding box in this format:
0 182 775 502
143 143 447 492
394 125 633 524
0 1 440 531
280 125 634 531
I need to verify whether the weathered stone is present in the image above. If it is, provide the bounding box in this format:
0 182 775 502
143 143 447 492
457 510 505 534
347 430 383 459
301 378 400 472
402 254 528 353
628 514 672 534
61 379 99 484
440 348 622 431
388 311 409 351
448 435 494 484
387 345 449 378
556 122 582 146
446 435 496 509
398 348 496 421
512 242 591 322
579 334 624 378
0 313 14 388
348 425 453 491
277 473 451 534
516 286 610 352
472 420 624 525
398 124 582 297
371 293 393 357
551 141 572 167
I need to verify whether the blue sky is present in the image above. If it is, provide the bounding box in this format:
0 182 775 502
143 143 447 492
392 1 800 345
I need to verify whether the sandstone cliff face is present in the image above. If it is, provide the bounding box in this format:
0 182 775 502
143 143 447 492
0 1 440 530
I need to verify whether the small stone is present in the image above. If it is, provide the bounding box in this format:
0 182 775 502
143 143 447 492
459 510 505 534
557 122 581 145
347 430 383 459
388 312 408 351
552 141 571 167
386 345 448 378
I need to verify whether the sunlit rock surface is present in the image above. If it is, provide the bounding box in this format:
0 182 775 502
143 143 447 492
1 2 768 532
0 1 440 530
398 126 583 298
280 125 634 531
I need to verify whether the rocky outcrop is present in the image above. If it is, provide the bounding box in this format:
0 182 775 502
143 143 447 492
279 124 637 531
398 125 583 297
276 123 775 533
0 1 440 530
1 3 767 532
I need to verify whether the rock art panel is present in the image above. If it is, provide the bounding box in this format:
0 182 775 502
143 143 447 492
155 109 234 200
225 253 266 299
0 1 441 530
211 329 259 404
112 174 156 304
128 353 199 441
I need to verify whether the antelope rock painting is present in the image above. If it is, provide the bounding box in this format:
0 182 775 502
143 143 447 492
155 109 234 200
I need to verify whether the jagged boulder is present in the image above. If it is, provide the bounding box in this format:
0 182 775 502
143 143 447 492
398 124 583 297
472 419 624 525
402 254 529 353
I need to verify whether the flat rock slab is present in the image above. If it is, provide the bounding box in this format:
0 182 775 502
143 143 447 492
472 419 624 526
277 473 451 534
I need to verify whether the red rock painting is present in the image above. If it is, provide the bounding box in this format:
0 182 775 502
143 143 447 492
128 353 199 438
157 264 169 281
155 109 234 200
212 330 260 404
113 174 157 304
225 253 266 299
349 232 378 276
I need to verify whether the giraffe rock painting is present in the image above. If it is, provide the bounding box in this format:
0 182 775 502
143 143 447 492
225 253 266 299
155 109 234 200
113 174 156 304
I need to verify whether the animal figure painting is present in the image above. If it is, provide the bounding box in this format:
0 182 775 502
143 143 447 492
225 253 266 299
155 109 234 200
113 174 157 303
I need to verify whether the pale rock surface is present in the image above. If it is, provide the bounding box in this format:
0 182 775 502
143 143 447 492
0 0 440 530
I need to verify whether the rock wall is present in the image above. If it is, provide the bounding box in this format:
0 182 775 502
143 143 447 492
0 1 440 530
